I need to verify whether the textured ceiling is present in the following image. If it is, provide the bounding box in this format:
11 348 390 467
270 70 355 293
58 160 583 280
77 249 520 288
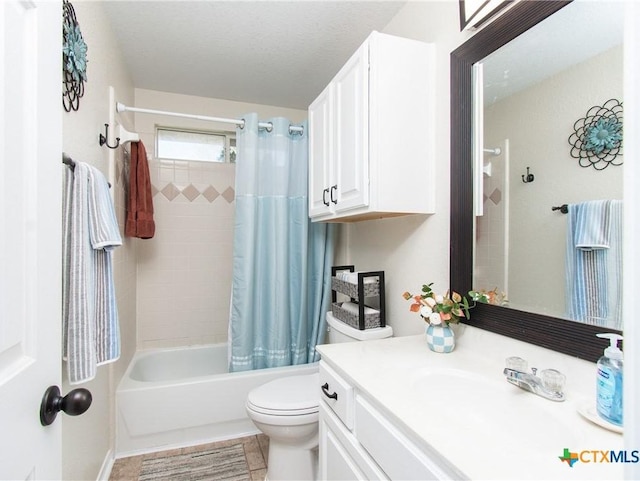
102 1 408 110
482 1 623 106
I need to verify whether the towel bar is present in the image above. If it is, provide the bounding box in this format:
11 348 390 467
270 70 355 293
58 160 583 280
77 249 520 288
62 153 111 188
552 204 568 214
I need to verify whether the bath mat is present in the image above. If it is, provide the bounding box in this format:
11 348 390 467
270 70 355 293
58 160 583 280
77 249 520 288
138 443 249 481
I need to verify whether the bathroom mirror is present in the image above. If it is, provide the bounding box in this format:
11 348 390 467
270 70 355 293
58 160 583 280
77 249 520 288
450 0 623 362
476 2 623 325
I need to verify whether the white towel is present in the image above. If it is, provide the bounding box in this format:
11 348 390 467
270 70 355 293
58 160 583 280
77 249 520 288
63 162 122 384
341 301 379 316
566 200 623 329
88 166 122 250
88 165 122 365
336 271 377 284
574 200 611 250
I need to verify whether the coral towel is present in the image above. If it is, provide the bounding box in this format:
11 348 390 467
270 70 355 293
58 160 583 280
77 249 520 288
125 141 155 238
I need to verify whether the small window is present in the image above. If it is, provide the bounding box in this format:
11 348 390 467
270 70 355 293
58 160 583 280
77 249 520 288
156 127 236 163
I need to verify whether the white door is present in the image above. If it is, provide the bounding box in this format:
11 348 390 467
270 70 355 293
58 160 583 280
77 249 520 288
0 1 62 479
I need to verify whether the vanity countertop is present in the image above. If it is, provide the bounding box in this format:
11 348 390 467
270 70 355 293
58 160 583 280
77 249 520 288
316 325 624 480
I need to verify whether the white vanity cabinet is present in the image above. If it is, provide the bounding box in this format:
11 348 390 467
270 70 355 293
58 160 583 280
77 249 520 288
308 31 435 222
319 361 456 481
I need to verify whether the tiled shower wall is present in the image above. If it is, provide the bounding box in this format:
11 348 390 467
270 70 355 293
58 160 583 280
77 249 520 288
136 158 236 349
474 143 508 296
133 88 307 350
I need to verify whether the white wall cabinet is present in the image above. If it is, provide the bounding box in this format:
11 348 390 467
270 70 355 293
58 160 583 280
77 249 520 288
319 361 456 481
308 31 435 222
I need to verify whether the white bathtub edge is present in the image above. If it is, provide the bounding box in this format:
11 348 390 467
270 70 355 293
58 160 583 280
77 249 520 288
115 344 319 456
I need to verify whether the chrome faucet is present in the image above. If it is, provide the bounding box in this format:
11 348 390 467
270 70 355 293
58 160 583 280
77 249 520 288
503 357 566 402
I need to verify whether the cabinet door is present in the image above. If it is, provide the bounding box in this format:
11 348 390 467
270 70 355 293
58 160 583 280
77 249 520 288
333 43 369 213
308 83 333 218
320 401 389 481
320 419 368 480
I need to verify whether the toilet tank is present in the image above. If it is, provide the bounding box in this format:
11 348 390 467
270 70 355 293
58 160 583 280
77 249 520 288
326 312 393 343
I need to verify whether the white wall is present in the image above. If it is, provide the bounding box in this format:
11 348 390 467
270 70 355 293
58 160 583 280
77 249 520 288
132 89 306 349
61 2 135 479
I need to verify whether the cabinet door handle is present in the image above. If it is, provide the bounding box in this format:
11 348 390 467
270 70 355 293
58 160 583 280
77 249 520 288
322 188 330 206
330 185 337 204
321 382 338 400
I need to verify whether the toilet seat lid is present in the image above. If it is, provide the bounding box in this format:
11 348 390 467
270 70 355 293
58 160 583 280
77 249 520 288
247 372 319 416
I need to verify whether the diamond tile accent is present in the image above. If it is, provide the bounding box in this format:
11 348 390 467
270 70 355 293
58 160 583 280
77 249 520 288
161 183 181 201
203 186 220 203
221 187 235 203
489 188 502 205
182 184 201 202
153 183 235 203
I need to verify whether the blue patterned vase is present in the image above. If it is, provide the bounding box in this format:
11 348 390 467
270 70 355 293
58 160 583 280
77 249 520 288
426 324 455 353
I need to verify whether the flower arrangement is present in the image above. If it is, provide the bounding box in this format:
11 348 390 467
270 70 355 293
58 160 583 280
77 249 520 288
403 283 472 326
469 287 508 306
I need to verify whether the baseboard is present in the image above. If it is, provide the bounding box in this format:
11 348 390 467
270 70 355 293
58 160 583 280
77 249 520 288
96 448 115 481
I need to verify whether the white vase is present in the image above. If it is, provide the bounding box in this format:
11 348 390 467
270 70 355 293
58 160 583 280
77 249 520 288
425 324 455 353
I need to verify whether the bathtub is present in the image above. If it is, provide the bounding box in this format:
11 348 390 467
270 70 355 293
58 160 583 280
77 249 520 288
115 343 319 456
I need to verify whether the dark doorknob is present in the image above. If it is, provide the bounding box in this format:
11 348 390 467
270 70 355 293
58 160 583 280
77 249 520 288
40 385 92 426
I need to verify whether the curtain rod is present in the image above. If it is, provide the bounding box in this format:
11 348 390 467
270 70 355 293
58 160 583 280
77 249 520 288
116 102 304 134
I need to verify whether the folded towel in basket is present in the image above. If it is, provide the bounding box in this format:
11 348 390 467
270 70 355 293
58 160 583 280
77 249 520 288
336 271 377 284
341 301 379 316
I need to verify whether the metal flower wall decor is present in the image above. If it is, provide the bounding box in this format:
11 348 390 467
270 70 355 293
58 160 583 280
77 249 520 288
62 0 87 112
568 99 623 170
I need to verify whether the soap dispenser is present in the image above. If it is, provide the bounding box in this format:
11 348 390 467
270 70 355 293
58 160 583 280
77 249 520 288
595 333 623 426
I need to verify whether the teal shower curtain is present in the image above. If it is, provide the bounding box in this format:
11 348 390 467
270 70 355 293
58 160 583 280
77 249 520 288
229 113 335 372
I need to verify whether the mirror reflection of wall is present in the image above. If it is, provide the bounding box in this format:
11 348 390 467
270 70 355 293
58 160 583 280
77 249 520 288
473 1 623 329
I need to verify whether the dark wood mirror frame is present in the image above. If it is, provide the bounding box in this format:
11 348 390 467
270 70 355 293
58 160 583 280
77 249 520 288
458 0 512 31
450 0 622 363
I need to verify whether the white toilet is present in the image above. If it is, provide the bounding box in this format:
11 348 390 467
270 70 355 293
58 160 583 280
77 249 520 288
246 312 393 480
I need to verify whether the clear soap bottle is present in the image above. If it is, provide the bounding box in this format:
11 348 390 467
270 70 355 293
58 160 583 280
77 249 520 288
595 333 623 426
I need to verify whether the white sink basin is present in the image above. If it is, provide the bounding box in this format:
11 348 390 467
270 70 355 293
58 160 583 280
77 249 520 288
411 368 578 449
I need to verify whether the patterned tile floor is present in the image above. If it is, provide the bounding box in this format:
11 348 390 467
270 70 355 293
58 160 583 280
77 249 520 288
109 434 269 481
